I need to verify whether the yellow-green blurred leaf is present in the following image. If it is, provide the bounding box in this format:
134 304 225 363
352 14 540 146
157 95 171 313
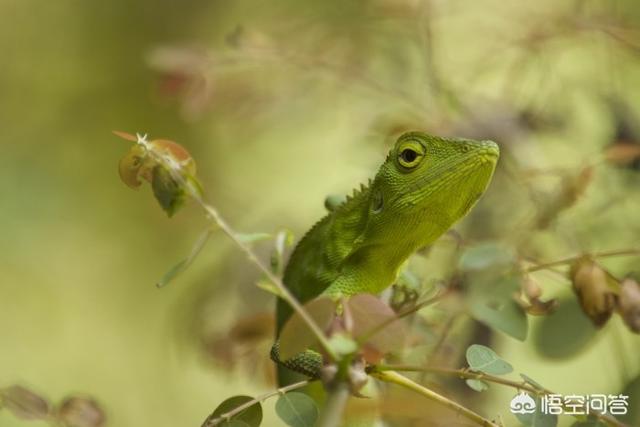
209 395 262 427
237 232 272 244
151 164 188 217
0 385 50 420
275 392 318 427
118 144 148 189
157 228 212 288
569 256 616 328
465 344 513 375
466 379 489 392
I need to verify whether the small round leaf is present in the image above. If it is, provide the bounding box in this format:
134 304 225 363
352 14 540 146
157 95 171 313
459 242 516 271
465 344 513 375
210 395 262 427
275 392 318 427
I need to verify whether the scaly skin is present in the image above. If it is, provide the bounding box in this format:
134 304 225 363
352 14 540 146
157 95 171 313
272 132 499 383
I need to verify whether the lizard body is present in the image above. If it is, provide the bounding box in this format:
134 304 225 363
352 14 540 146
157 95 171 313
273 132 499 382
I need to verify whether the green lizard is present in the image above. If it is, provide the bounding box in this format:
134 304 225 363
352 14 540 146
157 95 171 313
272 131 499 383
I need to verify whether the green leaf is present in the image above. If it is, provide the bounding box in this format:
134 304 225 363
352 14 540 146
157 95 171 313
156 228 212 288
279 297 336 360
465 344 513 375
459 242 516 272
151 164 187 217
515 397 557 427
328 333 358 356
271 229 295 275
210 395 262 427
534 297 597 359
237 232 272 244
184 173 204 199
256 279 282 297
471 297 528 341
275 392 318 427
397 268 422 290
465 273 528 340
465 379 489 392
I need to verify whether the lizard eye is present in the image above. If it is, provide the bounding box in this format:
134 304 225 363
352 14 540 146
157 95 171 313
397 141 425 169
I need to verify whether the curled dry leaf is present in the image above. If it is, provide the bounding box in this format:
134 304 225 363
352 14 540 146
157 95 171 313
0 385 50 420
229 312 275 343
604 143 640 167
525 297 558 316
521 276 557 316
569 256 617 327
114 131 202 216
617 278 640 333
57 396 106 427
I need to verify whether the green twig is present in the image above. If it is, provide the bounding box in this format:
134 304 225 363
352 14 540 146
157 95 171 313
141 135 338 362
316 383 351 427
192 196 337 361
202 380 310 427
371 370 500 427
525 248 640 273
373 365 628 427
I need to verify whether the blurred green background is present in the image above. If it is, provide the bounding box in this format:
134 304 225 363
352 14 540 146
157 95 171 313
1 1 639 426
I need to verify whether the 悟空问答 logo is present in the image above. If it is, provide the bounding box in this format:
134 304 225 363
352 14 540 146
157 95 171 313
510 392 536 414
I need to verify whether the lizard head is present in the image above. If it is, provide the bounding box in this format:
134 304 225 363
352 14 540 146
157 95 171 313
365 131 499 248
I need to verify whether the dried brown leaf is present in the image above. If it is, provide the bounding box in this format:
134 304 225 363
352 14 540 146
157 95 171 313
525 297 558 316
0 385 50 420
569 256 617 327
617 278 640 333
604 143 640 166
57 397 106 427
229 312 274 343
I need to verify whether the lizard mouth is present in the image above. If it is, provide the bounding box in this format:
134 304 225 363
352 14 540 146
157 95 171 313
476 140 500 164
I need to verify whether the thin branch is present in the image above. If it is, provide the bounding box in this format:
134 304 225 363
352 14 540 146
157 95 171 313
525 248 640 273
376 365 542 394
193 197 337 360
374 365 628 427
201 380 310 427
141 136 337 361
316 383 350 427
372 370 500 427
